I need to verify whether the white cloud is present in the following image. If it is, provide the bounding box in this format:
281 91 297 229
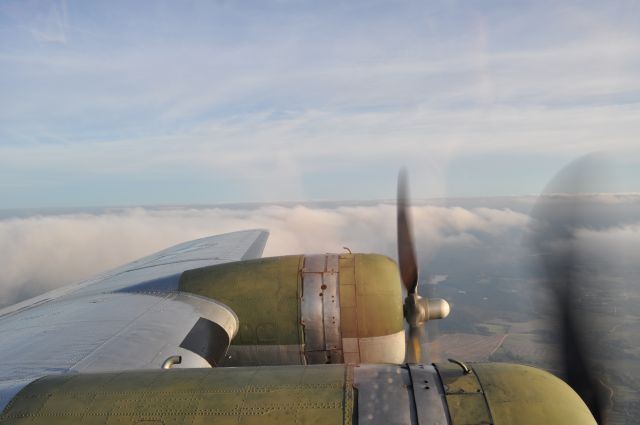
1 0 70 44
0 204 529 307
429 274 448 285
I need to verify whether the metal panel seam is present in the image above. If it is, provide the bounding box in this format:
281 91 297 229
406 364 419 425
470 365 496 425
343 365 354 425
434 362 493 425
66 294 167 371
297 255 305 365
352 256 362 363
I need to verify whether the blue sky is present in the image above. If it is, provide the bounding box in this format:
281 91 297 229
1 0 640 207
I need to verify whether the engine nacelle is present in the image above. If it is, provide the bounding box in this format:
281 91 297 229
179 253 405 365
0 363 596 425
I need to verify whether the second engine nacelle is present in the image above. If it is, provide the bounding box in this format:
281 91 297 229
0 363 597 425
179 253 405 366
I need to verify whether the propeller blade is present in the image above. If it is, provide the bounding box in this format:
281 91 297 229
398 168 418 294
530 155 607 423
397 169 449 364
407 324 424 364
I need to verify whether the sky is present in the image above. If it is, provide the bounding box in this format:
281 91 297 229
1 0 640 208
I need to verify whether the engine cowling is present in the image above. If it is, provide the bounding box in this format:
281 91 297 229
0 363 596 425
179 253 405 365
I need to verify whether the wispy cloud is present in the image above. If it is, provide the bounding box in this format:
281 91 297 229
1 1 639 206
1 0 70 44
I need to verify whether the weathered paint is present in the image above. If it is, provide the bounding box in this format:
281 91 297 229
435 361 493 425
473 363 598 425
224 344 305 366
0 363 598 425
434 361 597 425
180 254 405 365
338 254 404 340
180 255 304 346
343 331 405 364
0 365 352 425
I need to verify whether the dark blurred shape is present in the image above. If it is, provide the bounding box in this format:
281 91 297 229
529 154 610 423
398 168 418 296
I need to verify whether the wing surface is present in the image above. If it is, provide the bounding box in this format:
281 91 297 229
0 229 268 317
0 229 268 397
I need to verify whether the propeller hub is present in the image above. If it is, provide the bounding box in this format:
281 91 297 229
404 293 426 327
426 298 450 321
405 294 451 327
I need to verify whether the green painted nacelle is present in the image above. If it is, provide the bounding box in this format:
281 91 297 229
434 361 597 425
0 363 596 425
179 253 405 366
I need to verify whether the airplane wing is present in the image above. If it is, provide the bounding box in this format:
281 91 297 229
0 229 268 408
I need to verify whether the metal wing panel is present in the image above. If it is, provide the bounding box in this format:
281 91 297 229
0 229 268 385
106 228 269 274
0 229 268 319
0 292 238 381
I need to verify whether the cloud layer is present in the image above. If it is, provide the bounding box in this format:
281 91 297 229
0 203 529 307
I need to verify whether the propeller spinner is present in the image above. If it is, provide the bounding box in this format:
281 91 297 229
397 169 450 363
